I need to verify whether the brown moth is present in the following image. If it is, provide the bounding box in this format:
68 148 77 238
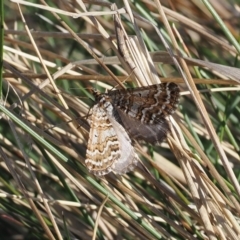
85 83 180 176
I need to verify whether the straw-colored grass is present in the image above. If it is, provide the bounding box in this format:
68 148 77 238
1 0 240 239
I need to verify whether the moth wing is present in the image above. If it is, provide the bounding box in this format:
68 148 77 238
109 82 180 124
85 104 120 176
108 114 139 174
115 107 169 144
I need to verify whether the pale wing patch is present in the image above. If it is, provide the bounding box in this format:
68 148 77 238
108 112 138 175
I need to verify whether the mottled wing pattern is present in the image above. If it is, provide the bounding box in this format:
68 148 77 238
108 82 180 124
85 104 120 176
85 100 138 176
107 82 180 143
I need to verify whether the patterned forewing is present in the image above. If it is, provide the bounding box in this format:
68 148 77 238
85 104 120 175
108 82 180 124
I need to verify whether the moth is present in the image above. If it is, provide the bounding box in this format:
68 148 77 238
85 82 180 176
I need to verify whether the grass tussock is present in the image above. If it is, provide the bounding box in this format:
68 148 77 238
1 0 240 239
